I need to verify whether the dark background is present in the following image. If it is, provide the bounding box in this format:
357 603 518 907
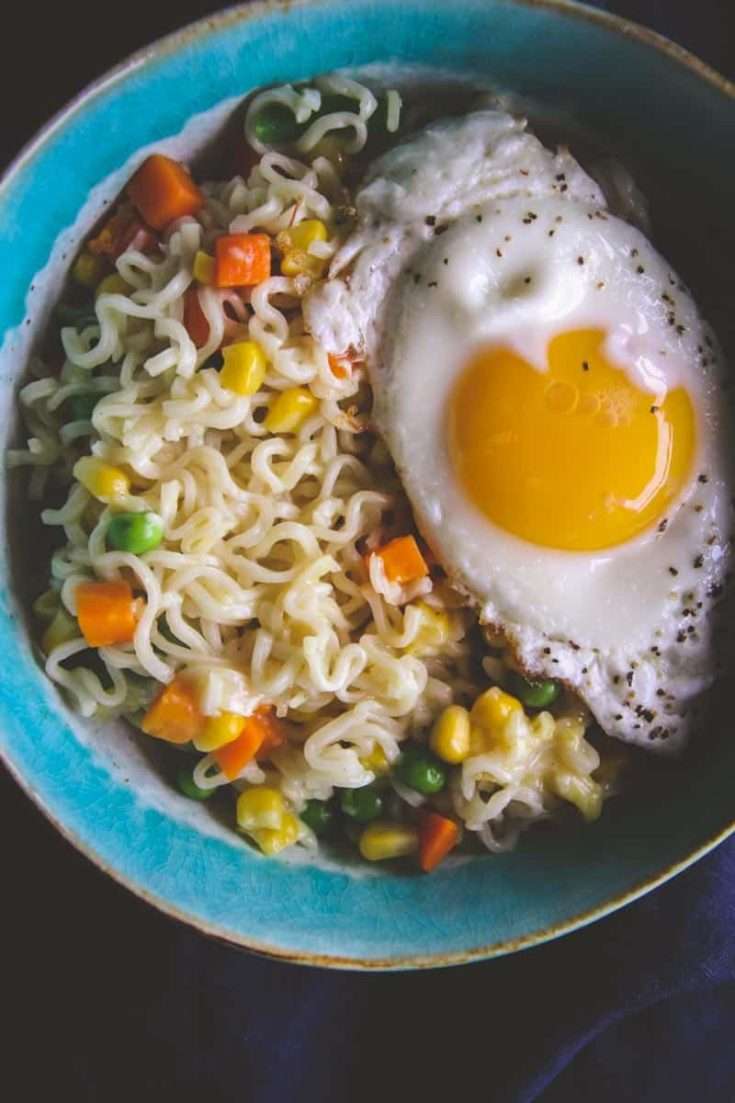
2 3 734 1102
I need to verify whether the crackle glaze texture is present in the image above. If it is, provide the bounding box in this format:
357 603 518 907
0 0 733 968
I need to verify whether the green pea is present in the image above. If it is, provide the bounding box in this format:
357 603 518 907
107 511 164 554
300 798 336 837
56 302 98 329
507 671 561 710
395 746 446 795
340 784 384 823
253 102 304 146
176 767 214 801
69 393 99 422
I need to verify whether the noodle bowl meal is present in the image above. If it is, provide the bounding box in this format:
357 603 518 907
10 72 731 873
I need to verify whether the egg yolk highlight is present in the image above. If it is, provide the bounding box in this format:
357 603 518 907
447 330 695 551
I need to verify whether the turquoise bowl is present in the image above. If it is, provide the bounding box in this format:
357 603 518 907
1 0 733 969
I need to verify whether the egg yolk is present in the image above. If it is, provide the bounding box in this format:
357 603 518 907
447 329 695 551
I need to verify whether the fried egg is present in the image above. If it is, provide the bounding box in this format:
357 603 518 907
305 111 732 751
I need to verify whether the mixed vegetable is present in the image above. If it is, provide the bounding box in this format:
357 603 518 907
27 80 622 874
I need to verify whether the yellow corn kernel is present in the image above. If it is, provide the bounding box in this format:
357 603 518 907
74 456 131 504
264 387 318 433
251 812 301 856
219 341 267 396
193 250 215 285
73 251 107 288
360 742 390 775
359 821 419 862
470 686 523 736
405 602 454 657
33 588 60 622
96 273 130 298
469 724 489 756
551 771 603 822
41 608 79 654
280 249 327 279
194 711 245 752
430 704 471 764
279 219 328 252
236 786 286 832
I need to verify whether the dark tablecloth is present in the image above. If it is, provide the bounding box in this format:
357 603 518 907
2 3 734 1100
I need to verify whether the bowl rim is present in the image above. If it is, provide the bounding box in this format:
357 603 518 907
1 0 734 971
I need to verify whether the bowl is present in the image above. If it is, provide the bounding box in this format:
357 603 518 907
1 0 733 969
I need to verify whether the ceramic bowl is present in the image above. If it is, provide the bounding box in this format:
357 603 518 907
1 0 733 969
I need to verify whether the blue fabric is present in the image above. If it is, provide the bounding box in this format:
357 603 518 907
2 2 733 1100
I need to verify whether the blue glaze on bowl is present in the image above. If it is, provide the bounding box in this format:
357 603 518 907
1 0 733 968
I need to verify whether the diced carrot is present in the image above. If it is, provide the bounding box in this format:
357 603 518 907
142 676 203 745
127 154 204 231
88 204 158 260
376 535 429 584
254 705 286 756
183 287 210 347
328 353 350 380
418 812 460 873
214 233 271 288
76 580 138 648
213 715 268 779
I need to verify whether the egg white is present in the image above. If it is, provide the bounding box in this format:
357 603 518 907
305 111 732 751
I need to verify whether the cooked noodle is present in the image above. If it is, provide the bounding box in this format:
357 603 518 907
10 74 616 864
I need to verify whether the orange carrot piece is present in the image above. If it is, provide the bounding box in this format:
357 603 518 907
183 287 210 347
214 233 271 288
127 154 204 231
76 580 137 648
419 812 460 873
328 353 350 380
254 705 286 757
213 715 268 779
376 535 429 584
142 676 203 745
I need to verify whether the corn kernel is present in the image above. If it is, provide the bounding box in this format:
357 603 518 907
405 602 454 657
194 710 246 752
219 341 267 396
469 724 489 756
96 273 130 298
360 742 390 775
359 821 419 862
74 456 131 504
280 249 327 279
279 219 328 253
73 251 107 288
251 812 301 856
470 686 523 736
264 387 318 433
551 771 603 822
430 704 471 764
236 786 286 832
41 608 79 654
193 250 215 285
